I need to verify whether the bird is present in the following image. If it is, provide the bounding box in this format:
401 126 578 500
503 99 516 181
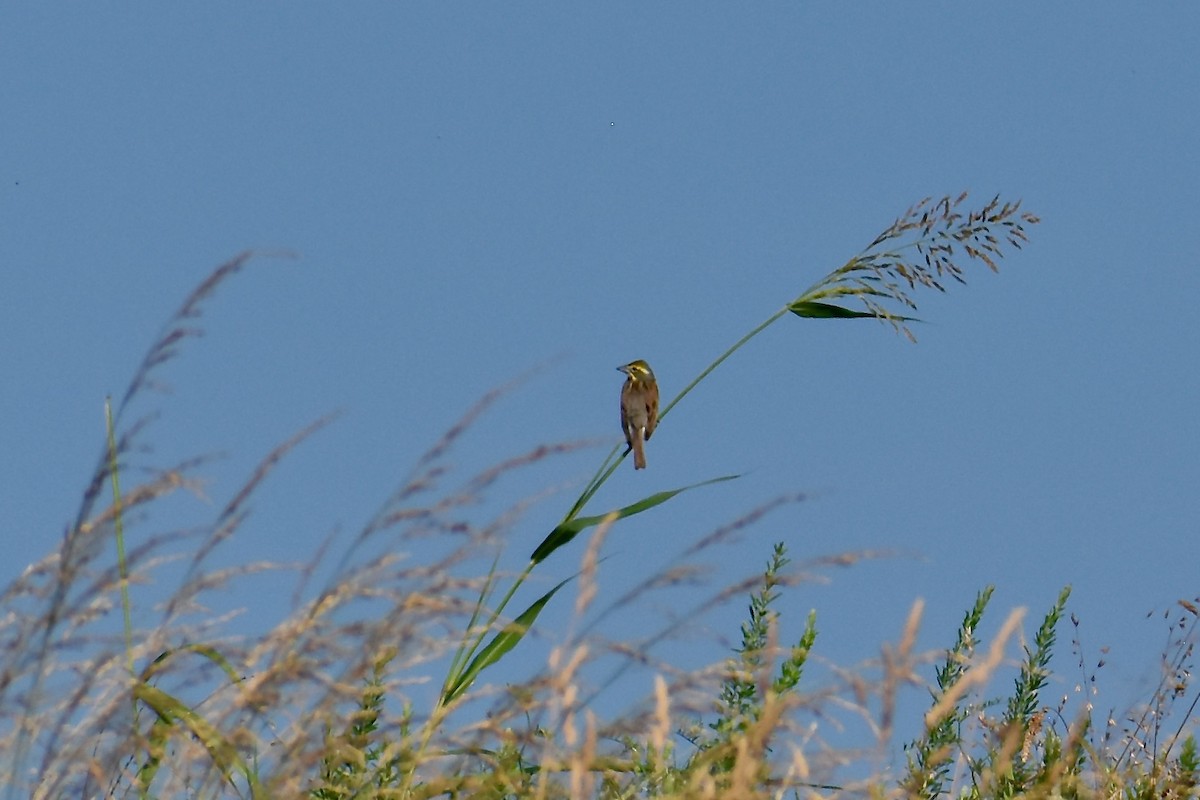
617 359 659 470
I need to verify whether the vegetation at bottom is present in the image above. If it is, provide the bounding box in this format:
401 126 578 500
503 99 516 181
4 195 1197 798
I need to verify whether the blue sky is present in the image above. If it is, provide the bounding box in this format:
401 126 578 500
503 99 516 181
3 3 1198 772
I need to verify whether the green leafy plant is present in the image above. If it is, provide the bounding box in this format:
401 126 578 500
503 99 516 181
903 586 996 798
688 542 817 783
902 587 1079 800
311 649 411 799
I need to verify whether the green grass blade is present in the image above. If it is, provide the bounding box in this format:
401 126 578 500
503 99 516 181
141 643 242 685
133 683 247 787
131 644 254 792
529 475 739 565
788 299 918 322
443 553 504 697
441 577 572 705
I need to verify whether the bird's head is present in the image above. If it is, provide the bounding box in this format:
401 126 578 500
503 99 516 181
617 360 654 381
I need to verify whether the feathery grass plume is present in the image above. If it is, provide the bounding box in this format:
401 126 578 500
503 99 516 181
790 193 1040 342
660 192 1040 430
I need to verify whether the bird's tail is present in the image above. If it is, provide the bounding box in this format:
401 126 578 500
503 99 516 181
631 429 646 470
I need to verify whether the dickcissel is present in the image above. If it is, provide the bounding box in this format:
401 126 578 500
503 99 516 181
617 359 658 470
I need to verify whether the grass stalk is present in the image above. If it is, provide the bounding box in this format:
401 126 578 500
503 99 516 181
445 193 1040 708
104 395 144 794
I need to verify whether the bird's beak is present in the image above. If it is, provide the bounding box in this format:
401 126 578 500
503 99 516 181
616 365 628 374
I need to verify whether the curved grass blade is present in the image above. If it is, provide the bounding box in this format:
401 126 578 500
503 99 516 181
142 642 242 684
133 683 252 791
530 474 738 565
131 644 255 792
443 552 502 697
441 576 572 705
